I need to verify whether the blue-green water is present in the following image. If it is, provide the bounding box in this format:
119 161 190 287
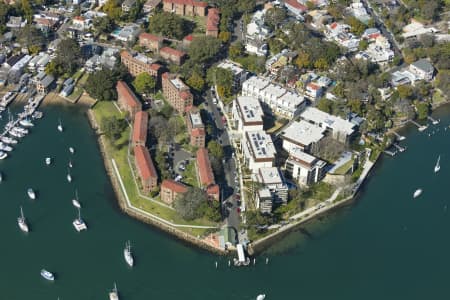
1 103 450 300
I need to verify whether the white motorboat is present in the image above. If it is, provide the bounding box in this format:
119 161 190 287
109 283 119 300
18 206 29 233
40 269 54 281
12 126 28 134
124 241 134 267
413 189 423 198
69 147 75 154
0 151 8 160
67 169 72 183
73 208 87 232
434 155 440 173
0 142 13 152
68 160 73 168
9 130 24 138
45 157 51 165
27 188 36 200
19 119 34 127
72 190 81 208
32 111 43 119
256 295 266 300
57 119 63 132
1 136 17 144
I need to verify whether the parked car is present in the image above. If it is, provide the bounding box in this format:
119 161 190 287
178 164 185 171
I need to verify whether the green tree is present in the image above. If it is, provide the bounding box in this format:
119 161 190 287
207 67 233 97
174 187 207 220
198 200 221 222
229 41 244 59
359 39 369 51
188 36 222 65
207 140 224 160
265 7 286 30
85 69 118 101
93 16 115 34
17 25 46 52
149 12 192 40
317 98 333 113
347 16 367 35
186 71 205 92
218 31 231 43
132 73 156 95
415 101 429 120
45 60 64 77
101 116 127 140
54 38 82 75
20 0 32 23
102 0 122 21
397 85 414 100
294 50 311 69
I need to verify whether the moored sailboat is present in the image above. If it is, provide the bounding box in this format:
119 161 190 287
434 155 440 173
17 206 29 233
109 283 119 300
124 241 134 267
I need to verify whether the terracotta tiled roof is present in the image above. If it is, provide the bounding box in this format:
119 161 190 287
116 81 141 108
139 32 163 42
191 127 205 137
206 8 220 31
134 145 158 181
184 35 194 41
196 147 215 186
285 0 308 12
307 82 321 90
160 47 186 58
73 16 85 21
206 183 219 196
163 0 207 7
161 179 188 193
150 63 161 71
132 111 148 144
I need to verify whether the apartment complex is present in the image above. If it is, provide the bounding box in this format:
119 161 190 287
242 130 276 173
281 120 325 154
134 145 158 193
161 72 193 114
196 147 219 200
139 33 163 53
242 76 306 118
300 107 356 144
253 167 288 212
132 111 148 147
160 179 188 204
143 0 161 12
120 50 161 78
231 96 264 134
162 0 207 16
186 109 206 148
116 81 142 118
206 8 219 38
285 147 326 186
159 47 187 65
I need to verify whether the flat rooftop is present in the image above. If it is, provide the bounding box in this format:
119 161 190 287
289 147 318 165
301 107 355 135
236 96 263 124
243 76 270 92
277 91 305 109
170 78 186 90
246 130 276 160
282 120 325 146
190 111 203 128
262 83 286 99
258 167 284 185
217 60 244 75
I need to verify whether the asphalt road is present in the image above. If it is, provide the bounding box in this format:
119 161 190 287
203 90 241 237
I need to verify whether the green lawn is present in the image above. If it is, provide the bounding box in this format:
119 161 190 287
333 159 354 175
67 87 83 102
78 73 90 86
182 162 198 187
92 101 217 234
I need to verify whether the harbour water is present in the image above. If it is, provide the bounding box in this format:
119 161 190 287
0 103 450 299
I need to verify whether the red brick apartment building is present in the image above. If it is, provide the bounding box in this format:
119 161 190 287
162 0 207 16
120 50 161 78
160 179 188 204
161 72 193 114
134 145 158 193
139 33 163 53
196 147 219 200
185 109 205 147
116 81 142 118
132 111 148 147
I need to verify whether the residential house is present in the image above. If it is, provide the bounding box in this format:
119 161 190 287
402 19 439 39
122 0 137 12
160 179 188 204
300 107 356 143
196 147 220 200
409 59 435 81
134 145 158 193
162 0 207 17
325 22 360 52
159 47 187 65
217 60 248 93
185 109 206 148
161 72 193 114
245 37 268 57
349 1 370 23
6 16 26 28
143 0 161 13
111 24 140 42
242 130 276 173
231 96 264 134
116 80 142 118
132 111 148 147
281 120 325 154
284 0 308 18
285 147 327 186
120 50 161 78
139 33 163 53
306 82 323 100
35 71 54 94
72 16 92 31
206 8 220 38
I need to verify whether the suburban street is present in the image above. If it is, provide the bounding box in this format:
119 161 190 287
202 90 241 241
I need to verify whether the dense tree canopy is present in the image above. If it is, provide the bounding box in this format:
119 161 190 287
54 38 82 75
174 187 208 220
149 12 193 40
101 116 127 140
132 73 156 95
188 36 222 65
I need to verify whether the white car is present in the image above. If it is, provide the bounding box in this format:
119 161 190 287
175 175 183 182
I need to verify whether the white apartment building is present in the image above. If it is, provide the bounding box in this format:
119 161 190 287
242 76 306 118
254 167 288 204
232 96 264 134
242 130 276 173
300 107 356 144
285 147 327 186
281 120 325 154
217 60 248 93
